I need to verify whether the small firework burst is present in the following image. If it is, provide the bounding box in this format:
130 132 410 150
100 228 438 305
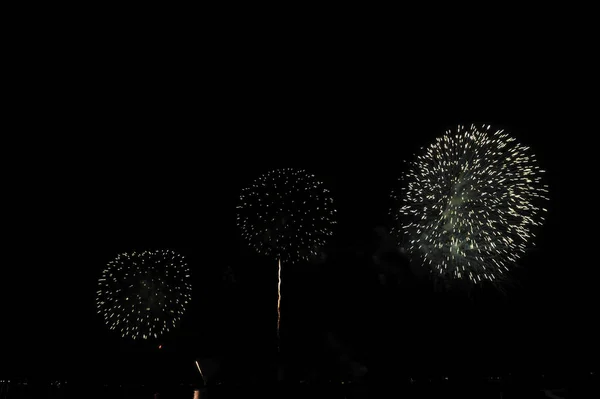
96 249 192 340
391 124 548 284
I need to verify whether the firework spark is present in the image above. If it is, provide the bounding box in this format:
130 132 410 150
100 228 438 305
195 360 206 385
96 250 192 340
277 258 281 351
391 124 548 284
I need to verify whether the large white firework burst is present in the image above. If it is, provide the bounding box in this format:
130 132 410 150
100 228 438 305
391 124 548 284
96 250 192 340
236 168 336 264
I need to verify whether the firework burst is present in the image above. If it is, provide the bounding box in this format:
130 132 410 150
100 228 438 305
96 249 192 340
391 124 548 284
236 168 336 264
237 168 336 352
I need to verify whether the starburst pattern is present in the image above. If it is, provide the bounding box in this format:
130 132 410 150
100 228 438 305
391 124 548 283
96 250 192 340
236 168 336 264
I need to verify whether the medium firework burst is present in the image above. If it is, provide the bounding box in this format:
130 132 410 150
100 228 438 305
391 124 548 284
236 168 336 264
96 249 192 340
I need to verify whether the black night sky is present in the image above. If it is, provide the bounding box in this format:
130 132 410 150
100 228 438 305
1 50 594 394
